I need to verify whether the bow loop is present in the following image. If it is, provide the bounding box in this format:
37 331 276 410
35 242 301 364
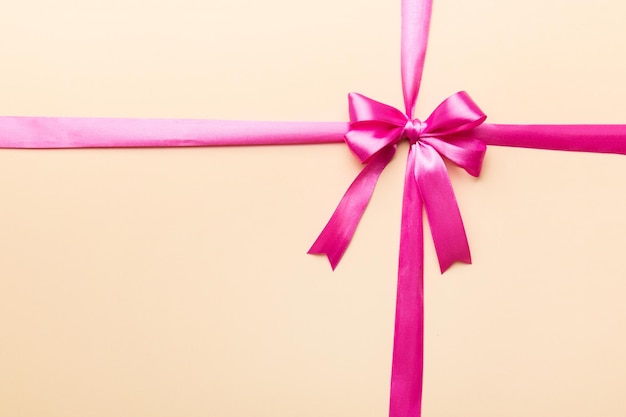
345 93 408 163
345 122 404 163
348 92 408 124
422 91 487 136
420 135 486 177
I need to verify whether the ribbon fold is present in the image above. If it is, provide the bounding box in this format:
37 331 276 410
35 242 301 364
310 1 489 416
309 90 486 417
309 91 486 272
2 1 626 417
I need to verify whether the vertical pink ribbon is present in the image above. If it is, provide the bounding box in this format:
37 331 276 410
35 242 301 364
309 1 488 416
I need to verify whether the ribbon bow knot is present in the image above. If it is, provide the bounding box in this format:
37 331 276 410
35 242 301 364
402 118 424 144
310 90 487 273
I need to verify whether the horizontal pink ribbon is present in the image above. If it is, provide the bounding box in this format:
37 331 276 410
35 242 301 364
4 117 626 155
0 117 346 148
1 0 626 416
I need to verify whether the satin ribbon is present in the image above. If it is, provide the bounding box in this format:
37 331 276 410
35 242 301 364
309 1 490 415
309 91 486 272
309 92 487 417
0 117 347 148
4 117 626 155
2 1 626 416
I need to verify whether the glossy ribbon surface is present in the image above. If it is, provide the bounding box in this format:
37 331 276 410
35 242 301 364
309 91 487 271
2 1 626 417
310 0 489 413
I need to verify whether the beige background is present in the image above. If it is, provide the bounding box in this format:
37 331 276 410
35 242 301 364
1 0 625 415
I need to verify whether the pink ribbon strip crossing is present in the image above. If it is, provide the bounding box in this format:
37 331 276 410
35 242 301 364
2 1 626 416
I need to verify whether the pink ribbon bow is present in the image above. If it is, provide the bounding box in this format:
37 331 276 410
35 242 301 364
2 0 626 416
309 90 489 415
308 90 487 417
309 1 488 416
310 90 487 273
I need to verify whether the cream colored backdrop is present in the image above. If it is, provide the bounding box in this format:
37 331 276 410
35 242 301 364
1 0 625 416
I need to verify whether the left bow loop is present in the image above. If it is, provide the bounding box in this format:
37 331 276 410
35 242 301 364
345 93 408 163
348 92 408 125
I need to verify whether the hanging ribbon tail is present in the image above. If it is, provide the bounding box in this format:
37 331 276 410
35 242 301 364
308 145 397 269
414 142 472 273
389 144 425 417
